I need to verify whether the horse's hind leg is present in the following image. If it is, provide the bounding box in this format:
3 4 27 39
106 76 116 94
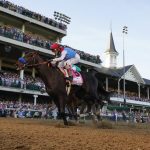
92 104 102 122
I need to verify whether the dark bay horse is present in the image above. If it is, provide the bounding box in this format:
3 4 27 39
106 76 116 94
16 51 110 124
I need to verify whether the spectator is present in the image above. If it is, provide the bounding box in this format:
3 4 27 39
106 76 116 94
122 111 127 122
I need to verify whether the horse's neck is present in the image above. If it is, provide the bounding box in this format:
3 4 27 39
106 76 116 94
35 59 58 85
34 56 64 87
34 56 50 79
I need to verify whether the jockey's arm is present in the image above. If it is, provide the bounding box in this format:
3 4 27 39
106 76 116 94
53 51 67 62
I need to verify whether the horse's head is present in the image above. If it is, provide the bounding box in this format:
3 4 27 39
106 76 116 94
16 51 38 70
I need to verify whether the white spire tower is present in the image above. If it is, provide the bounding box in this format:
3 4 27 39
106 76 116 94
104 25 119 68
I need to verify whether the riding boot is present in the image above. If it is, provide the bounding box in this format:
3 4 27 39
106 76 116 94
65 68 73 81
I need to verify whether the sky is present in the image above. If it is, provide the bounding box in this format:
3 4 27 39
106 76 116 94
7 0 150 79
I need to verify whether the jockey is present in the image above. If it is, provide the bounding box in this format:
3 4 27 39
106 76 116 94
50 43 80 81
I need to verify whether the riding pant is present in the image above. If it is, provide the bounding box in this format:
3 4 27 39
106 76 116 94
58 53 80 69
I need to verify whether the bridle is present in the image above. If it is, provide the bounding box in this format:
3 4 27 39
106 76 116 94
17 52 50 70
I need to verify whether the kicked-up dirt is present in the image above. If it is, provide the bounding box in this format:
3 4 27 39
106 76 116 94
0 118 150 150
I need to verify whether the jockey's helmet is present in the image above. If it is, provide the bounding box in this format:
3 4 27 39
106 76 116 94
50 43 63 52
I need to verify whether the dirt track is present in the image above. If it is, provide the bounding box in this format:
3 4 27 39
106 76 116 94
0 118 150 150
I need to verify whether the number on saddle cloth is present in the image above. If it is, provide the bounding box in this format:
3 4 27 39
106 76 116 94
72 70 80 78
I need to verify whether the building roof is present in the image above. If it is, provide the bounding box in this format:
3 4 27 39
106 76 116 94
143 78 150 86
94 65 132 78
114 65 133 77
94 65 146 84
94 66 120 77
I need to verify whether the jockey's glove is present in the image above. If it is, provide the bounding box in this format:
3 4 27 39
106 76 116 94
51 60 57 65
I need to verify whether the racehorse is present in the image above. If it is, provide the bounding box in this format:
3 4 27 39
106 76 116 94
16 51 111 125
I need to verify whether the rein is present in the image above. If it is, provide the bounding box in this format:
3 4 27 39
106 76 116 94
25 60 50 67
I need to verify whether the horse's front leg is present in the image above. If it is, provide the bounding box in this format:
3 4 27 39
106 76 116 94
58 95 68 125
67 95 79 121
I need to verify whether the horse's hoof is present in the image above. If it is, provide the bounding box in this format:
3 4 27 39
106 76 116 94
63 120 69 126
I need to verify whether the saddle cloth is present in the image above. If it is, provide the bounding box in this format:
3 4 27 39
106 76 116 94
72 70 83 86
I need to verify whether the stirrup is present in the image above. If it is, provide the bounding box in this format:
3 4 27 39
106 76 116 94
65 76 73 82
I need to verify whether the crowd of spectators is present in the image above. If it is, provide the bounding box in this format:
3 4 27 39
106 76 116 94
0 100 58 119
0 24 102 64
0 25 53 50
0 70 45 91
0 0 67 30
111 90 150 103
0 92 56 118
101 109 150 123
1 99 150 123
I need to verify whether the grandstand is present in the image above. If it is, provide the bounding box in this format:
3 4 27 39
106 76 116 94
0 0 150 118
